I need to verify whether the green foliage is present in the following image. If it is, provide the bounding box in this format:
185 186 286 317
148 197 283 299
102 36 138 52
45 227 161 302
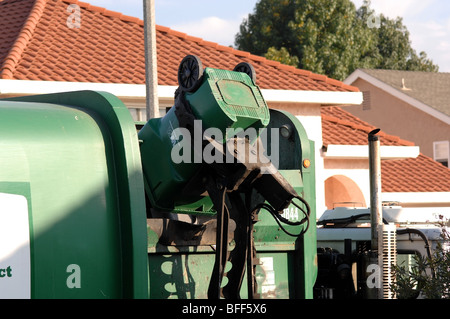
407 51 440 72
264 47 299 66
390 227 450 299
235 0 439 80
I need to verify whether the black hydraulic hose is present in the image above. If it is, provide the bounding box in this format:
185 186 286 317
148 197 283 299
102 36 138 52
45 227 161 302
251 195 311 237
396 228 435 278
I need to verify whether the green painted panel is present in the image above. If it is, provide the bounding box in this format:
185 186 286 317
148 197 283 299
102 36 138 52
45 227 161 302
0 101 121 298
0 91 149 299
148 250 298 299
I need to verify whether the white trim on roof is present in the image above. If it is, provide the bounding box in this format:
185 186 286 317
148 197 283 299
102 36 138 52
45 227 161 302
261 89 363 105
344 69 450 125
0 79 363 106
382 192 450 205
0 79 148 98
323 144 420 160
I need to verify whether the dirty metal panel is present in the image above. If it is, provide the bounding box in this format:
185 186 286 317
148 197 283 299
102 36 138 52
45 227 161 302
148 250 296 299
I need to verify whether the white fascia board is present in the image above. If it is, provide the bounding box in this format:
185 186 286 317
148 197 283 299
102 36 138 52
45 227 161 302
0 79 146 97
382 192 450 205
0 79 179 99
0 80 363 106
324 144 420 159
158 87 364 105
158 85 177 99
344 70 450 125
261 89 363 105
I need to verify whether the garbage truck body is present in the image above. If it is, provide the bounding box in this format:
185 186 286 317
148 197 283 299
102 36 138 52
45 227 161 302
0 57 317 299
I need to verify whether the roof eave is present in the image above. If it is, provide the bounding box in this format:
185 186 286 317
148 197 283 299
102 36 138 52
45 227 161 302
260 89 363 106
0 79 148 98
0 79 363 106
382 192 450 206
323 144 420 160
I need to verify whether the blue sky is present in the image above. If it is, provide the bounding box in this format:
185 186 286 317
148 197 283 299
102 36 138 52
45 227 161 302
86 0 450 72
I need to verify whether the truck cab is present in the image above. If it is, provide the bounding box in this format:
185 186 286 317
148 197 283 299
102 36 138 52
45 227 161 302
315 205 450 299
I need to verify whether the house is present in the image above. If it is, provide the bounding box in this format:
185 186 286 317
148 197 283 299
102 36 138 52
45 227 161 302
344 69 450 168
322 106 450 210
1 0 448 218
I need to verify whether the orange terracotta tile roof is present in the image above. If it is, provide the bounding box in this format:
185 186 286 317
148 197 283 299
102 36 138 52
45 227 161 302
321 107 415 147
321 107 450 193
0 0 359 92
381 154 450 193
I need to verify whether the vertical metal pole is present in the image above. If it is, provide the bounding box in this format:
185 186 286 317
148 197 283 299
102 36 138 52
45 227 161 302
143 0 159 119
368 128 382 251
368 128 382 299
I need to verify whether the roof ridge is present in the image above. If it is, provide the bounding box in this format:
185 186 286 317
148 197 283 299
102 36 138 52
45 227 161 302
0 0 47 79
62 0 143 25
361 68 450 75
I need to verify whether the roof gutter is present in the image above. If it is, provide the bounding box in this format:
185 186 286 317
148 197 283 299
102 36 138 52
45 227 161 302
0 79 363 106
0 79 148 98
261 88 363 105
382 192 450 206
323 144 420 160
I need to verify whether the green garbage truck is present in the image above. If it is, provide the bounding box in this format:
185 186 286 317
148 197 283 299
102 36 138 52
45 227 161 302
0 56 316 299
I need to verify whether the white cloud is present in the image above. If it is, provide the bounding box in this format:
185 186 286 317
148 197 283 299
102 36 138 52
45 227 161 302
352 0 436 18
170 16 242 46
408 18 450 71
374 0 436 18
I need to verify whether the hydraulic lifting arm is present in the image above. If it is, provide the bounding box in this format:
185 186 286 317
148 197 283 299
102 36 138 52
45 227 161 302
140 55 311 299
